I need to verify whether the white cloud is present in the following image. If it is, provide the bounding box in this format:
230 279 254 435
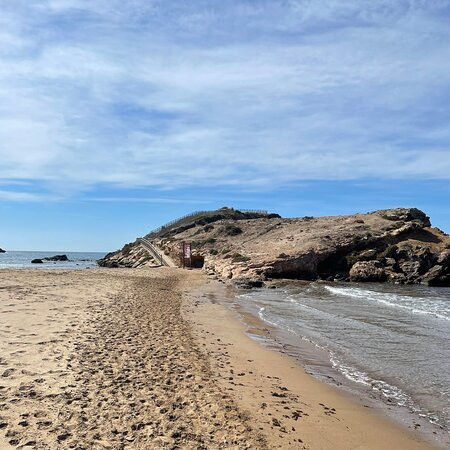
0 0 449 198
0 189 55 201
88 196 212 204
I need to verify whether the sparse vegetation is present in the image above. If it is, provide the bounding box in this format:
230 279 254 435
346 255 358 267
122 243 134 256
378 244 398 259
189 240 203 248
209 249 219 255
231 253 251 263
220 224 242 236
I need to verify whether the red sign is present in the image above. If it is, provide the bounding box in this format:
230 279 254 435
184 242 191 259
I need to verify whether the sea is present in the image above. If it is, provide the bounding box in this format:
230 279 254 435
233 281 450 446
0 250 106 269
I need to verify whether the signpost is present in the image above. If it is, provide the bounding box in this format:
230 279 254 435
181 242 192 268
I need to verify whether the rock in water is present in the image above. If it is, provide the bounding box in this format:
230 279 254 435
31 259 43 264
43 254 69 262
0 248 5 253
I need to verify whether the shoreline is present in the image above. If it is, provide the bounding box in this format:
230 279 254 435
184 273 444 449
231 282 449 445
0 267 444 448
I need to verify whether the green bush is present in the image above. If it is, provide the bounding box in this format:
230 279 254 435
378 244 398 259
231 253 251 263
122 243 134 256
221 224 242 236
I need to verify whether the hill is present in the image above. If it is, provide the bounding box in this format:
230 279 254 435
98 207 450 287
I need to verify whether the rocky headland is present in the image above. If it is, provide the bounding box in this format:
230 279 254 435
98 207 450 287
0 248 5 253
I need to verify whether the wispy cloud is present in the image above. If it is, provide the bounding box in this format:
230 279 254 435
0 189 55 202
88 196 212 205
1 0 449 200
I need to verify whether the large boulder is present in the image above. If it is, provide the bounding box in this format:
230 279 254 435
420 265 447 286
349 261 386 282
0 248 5 253
399 261 422 279
420 251 450 286
31 259 43 264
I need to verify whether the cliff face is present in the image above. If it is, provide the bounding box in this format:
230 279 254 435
99 208 450 287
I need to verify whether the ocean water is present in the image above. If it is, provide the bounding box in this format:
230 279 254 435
235 282 450 440
0 250 106 269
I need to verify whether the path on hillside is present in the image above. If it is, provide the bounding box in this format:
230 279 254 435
138 238 177 267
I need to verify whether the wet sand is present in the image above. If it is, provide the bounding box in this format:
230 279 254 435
184 274 437 449
0 268 435 449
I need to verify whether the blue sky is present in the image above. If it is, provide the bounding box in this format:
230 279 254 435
1 1 449 251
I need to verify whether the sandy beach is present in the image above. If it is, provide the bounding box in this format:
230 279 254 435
0 268 436 449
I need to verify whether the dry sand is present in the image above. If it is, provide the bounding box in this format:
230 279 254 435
0 268 264 449
0 268 435 449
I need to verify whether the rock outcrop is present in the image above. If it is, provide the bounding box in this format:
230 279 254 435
31 259 43 264
349 261 387 282
98 243 160 268
0 248 5 253
99 207 450 286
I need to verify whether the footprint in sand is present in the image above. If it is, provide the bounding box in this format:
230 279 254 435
1 368 15 378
